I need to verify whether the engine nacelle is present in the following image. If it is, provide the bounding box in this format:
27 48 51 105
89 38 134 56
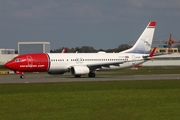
70 65 90 75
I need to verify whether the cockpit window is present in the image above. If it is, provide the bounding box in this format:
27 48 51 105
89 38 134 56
15 58 21 62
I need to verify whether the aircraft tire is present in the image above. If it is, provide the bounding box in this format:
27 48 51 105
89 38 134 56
88 72 96 78
20 74 25 79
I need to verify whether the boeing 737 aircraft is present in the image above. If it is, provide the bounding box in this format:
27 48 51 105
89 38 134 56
5 21 156 79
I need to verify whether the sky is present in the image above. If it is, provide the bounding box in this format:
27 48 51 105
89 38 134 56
0 0 180 50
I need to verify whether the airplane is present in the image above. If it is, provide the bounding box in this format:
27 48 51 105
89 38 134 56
5 21 156 79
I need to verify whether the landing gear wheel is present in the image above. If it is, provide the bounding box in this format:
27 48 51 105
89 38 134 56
20 74 25 79
88 72 96 78
74 75 81 78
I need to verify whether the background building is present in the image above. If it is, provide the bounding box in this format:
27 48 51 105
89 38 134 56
0 48 17 65
152 47 179 54
18 42 50 55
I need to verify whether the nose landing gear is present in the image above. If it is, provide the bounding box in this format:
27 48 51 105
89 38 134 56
15 71 25 79
20 74 25 79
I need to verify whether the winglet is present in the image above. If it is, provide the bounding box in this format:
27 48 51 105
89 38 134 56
148 47 156 57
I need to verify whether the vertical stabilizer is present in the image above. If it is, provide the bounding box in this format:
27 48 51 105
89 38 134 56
121 21 156 54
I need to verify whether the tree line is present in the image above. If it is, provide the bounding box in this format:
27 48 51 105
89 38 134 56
50 44 132 53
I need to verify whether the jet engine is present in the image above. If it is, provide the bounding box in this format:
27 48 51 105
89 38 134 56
70 65 90 75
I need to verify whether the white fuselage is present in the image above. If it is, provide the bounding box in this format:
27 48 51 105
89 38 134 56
47 53 146 73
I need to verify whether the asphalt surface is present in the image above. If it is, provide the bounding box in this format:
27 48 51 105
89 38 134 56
0 73 180 84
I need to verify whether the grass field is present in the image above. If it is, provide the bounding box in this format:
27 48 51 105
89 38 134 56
1 80 180 120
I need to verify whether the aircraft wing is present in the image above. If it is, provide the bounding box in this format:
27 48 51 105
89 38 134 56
87 61 124 69
87 59 143 70
87 48 157 70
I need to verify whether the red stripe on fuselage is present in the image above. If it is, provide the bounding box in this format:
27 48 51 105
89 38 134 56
5 53 49 72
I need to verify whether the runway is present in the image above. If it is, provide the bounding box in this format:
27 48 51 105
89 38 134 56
0 73 180 84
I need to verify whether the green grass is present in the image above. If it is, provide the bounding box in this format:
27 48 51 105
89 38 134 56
1 80 180 120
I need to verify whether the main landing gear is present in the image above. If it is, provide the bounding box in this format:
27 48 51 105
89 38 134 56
74 72 96 78
88 72 96 78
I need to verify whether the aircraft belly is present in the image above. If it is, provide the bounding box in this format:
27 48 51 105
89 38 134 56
48 62 68 72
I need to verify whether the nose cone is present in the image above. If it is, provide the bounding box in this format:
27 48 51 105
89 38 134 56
5 61 12 70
